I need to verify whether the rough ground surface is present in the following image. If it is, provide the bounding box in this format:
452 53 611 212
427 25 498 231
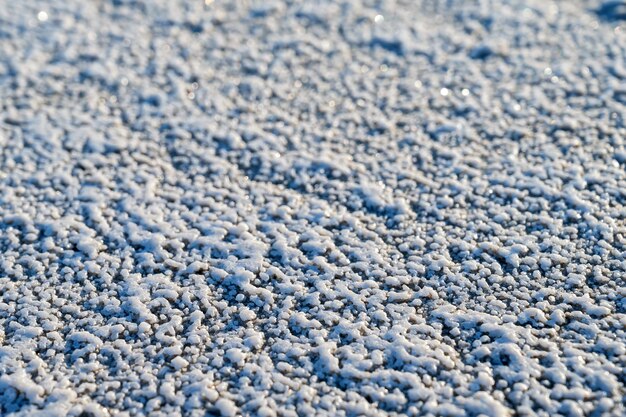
0 0 625 416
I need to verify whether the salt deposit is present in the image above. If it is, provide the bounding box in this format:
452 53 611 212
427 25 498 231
0 0 625 416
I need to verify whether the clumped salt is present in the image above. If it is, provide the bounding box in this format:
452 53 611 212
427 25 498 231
0 0 624 416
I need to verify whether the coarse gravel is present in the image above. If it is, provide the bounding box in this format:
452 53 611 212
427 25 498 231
0 1 625 416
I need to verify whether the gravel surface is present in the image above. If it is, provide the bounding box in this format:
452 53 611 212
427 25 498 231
1 1 625 416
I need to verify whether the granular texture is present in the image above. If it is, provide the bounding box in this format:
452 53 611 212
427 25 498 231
0 1 625 416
